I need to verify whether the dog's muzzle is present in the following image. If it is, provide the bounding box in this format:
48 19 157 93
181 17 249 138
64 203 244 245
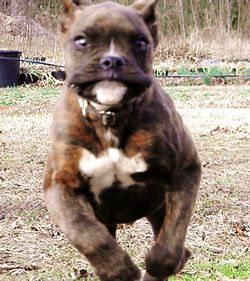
92 81 127 106
67 53 152 95
100 55 126 73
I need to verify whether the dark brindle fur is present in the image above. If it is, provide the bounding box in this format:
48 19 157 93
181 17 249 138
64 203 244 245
43 1 201 280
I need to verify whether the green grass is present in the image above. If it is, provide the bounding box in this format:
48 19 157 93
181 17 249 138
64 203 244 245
169 257 250 280
165 85 250 102
0 86 60 106
8 258 250 281
0 85 249 108
165 86 210 101
155 65 250 85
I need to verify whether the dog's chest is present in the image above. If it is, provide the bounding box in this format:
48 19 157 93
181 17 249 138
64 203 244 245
79 148 147 202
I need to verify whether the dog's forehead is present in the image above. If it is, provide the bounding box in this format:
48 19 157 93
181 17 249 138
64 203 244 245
73 3 147 36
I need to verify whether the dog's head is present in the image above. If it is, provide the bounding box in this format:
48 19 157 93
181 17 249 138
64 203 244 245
60 0 159 107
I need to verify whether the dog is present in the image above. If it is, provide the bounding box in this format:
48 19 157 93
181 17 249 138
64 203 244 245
43 0 201 280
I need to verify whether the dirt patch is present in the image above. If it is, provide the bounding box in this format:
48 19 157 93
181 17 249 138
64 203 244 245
0 85 249 280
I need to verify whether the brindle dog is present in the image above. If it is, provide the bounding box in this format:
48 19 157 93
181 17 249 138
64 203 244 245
43 0 201 280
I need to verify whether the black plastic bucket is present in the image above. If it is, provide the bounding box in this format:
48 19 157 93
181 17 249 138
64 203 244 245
0 50 22 87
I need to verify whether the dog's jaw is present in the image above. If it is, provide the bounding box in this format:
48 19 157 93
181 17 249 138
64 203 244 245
92 81 127 107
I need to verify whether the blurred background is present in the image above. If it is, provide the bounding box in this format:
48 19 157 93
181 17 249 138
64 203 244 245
0 0 249 70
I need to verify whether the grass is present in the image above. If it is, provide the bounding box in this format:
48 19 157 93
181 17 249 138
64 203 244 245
0 84 249 108
164 85 250 109
169 258 250 281
165 85 250 100
5 269 98 281
0 86 59 106
0 84 249 281
5 258 250 281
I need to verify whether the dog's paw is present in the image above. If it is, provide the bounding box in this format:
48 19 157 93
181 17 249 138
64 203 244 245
98 263 141 281
141 269 166 281
146 246 191 278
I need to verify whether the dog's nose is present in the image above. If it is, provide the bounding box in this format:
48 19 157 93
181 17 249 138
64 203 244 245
100 56 125 70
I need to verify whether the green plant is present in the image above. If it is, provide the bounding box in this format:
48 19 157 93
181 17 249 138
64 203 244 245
177 66 194 76
22 67 59 85
243 68 250 79
154 68 168 77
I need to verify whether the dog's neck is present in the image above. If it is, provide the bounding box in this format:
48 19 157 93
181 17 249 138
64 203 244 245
78 98 135 127
77 95 139 147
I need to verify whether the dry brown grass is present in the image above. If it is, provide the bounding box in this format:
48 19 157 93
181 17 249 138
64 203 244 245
0 84 249 280
1 1 250 65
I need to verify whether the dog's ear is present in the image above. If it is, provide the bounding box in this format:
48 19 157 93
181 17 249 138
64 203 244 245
59 0 91 34
131 0 159 47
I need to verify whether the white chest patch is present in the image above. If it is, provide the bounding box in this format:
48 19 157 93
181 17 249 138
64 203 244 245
79 148 147 202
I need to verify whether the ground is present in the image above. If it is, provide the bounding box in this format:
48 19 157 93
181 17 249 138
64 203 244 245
0 84 249 281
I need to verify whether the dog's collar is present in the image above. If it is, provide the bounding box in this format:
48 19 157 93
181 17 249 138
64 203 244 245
78 98 134 127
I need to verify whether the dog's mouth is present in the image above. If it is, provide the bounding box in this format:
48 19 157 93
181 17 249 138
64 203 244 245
67 69 152 107
68 69 151 88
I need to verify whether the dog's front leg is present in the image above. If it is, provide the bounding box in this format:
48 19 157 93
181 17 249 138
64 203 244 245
44 184 141 281
144 168 200 280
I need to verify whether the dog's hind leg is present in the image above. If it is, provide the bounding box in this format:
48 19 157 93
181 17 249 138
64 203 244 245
144 168 200 280
44 184 141 281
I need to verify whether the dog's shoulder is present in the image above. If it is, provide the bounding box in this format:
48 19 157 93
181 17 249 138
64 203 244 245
51 87 99 149
132 79 184 137
126 80 200 173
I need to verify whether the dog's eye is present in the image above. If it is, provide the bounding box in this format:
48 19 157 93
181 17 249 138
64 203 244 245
75 36 88 48
135 38 148 51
